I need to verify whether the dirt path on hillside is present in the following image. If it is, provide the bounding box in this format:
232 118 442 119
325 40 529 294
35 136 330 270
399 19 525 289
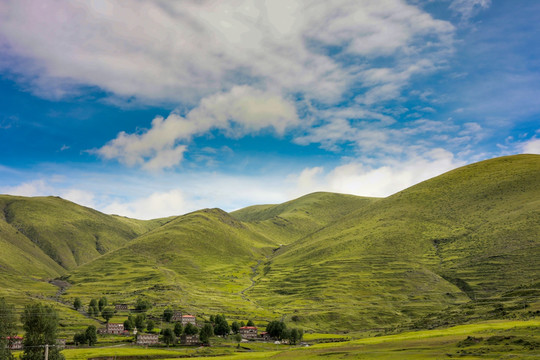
238 260 262 304
47 279 104 323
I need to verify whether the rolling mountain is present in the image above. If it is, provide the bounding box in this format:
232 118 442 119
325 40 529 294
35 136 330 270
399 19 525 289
246 154 540 329
0 154 538 333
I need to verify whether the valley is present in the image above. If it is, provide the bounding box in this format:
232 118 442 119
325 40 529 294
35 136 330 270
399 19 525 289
1 154 539 358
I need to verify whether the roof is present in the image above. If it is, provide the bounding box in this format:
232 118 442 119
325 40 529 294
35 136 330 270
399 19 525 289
182 315 196 318
240 326 257 329
7 336 23 340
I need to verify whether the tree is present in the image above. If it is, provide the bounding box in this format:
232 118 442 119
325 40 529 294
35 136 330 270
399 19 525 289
21 302 65 360
266 320 287 340
174 322 183 337
184 322 198 335
85 325 97 346
246 319 255 327
213 314 230 336
101 307 115 323
162 328 176 347
281 328 291 343
73 298 82 311
135 298 152 312
124 315 135 331
98 297 108 312
288 328 303 345
231 321 240 334
199 323 214 345
0 298 17 360
234 333 242 348
73 332 86 346
146 320 155 332
134 313 146 330
88 299 98 317
163 308 173 322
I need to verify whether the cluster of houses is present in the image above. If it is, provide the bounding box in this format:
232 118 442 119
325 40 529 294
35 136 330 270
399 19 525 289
98 308 271 346
4 306 275 350
99 309 207 346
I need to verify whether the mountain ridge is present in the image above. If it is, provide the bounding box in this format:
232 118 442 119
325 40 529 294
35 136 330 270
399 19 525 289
0 154 538 332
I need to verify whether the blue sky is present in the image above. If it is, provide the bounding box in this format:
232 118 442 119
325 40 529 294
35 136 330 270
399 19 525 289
0 0 539 219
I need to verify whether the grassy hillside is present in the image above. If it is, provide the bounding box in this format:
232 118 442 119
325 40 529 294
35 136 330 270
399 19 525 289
0 195 167 309
246 155 540 330
0 155 538 336
65 208 281 317
232 192 378 244
0 195 158 270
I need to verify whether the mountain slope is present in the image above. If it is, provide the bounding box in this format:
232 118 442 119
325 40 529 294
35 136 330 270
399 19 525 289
232 192 378 244
246 155 540 329
0 195 159 270
65 208 281 316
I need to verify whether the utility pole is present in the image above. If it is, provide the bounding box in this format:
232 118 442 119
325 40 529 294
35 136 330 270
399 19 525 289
44 344 49 360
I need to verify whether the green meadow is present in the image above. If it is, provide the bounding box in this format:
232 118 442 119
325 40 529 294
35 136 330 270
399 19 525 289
1 155 539 358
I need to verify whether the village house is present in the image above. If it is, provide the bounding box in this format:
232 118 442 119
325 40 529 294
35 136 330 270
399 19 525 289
115 304 128 311
101 323 124 335
7 336 23 350
239 326 258 339
181 314 196 326
171 311 183 322
136 333 159 346
259 331 271 341
180 334 200 345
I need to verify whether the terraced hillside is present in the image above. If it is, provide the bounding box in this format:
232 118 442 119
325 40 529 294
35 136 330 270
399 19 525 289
0 155 538 334
232 192 378 244
64 193 377 317
0 195 168 303
246 154 540 329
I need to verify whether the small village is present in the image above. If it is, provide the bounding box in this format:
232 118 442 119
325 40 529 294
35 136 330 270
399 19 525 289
3 297 305 353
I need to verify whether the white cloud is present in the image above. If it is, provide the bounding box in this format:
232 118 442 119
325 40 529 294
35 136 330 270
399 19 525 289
1 180 96 208
102 189 189 220
449 0 491 20
520 137 540 154
0 0 454 106
288 148 465 197
61 189 96 208
96 86 299 170
1 180 51 197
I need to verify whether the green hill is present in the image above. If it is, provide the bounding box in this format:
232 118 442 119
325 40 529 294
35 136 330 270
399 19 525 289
0 195 167 305
232 192 378 244
0 155 538 335
0 195 162 270
247 154 540 329
65 208 281 317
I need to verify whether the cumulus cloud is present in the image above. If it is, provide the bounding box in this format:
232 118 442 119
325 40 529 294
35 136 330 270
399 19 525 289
96 86 299 170
0 0 453 105
288 148 464 197
102 189 189 220
520 137 540 154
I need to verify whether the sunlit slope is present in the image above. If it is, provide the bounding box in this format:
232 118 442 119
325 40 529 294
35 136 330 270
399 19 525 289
232 192 378 244
248 155 540 329
66 208 281 316
0 195 154 270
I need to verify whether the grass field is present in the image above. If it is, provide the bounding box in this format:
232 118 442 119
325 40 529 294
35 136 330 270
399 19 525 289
1 155 538 341
34 320 537 359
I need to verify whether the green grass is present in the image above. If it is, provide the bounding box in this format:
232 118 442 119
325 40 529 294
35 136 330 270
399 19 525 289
1 155 539 335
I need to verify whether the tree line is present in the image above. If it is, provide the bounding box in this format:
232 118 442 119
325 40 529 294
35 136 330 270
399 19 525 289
1 297 65 360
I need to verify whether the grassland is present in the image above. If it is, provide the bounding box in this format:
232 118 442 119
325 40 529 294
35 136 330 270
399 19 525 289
37 319 536 359
0 155 538 348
